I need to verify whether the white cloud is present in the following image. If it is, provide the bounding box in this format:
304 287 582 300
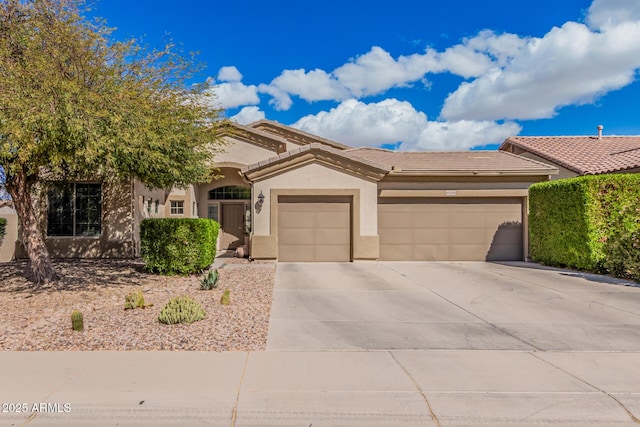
230 106 265 125
293 98 520 150
257 84 293 111
587 0 640 30
270 69 350 102
441 20 640 121
217 66 243 82
207 81 260 109
332 47 439 97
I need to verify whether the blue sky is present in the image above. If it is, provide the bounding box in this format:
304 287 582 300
63 0 640 150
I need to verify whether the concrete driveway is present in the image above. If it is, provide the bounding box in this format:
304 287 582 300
267 261 640 351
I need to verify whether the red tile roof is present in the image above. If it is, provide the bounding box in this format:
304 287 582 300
500 136 640 175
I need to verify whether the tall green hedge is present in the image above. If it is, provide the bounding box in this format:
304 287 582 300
529 174 640 280
140 218 219 275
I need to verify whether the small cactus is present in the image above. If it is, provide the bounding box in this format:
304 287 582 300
220 289 230 305
125 290 150 310
158 295 205 325
71 310 84 332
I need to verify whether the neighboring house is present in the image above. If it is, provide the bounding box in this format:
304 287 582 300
499 129 640 180
0 200 18 262
16 120 559 263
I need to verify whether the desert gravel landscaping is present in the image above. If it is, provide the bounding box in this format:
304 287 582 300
0 258 275 351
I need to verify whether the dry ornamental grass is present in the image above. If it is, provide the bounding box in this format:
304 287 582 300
0 259 275 351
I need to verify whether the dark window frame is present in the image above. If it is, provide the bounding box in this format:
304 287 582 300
207 186 250 200
47 183 102 237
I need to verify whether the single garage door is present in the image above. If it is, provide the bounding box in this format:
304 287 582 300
379 197 523 261
278 196 351 262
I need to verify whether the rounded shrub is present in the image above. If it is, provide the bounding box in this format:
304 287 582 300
158 295 206 325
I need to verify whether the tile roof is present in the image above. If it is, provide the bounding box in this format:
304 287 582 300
346 147 558 176
241 143 391 175
249 120 353 151
500 136 640 175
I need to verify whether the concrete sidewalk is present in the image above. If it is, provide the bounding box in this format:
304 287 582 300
2 350 640 426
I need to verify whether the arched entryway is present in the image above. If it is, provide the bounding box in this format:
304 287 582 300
206 185 251 250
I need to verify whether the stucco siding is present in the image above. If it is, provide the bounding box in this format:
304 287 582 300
252 162 378 237
214 136 278 167
518 152 577 180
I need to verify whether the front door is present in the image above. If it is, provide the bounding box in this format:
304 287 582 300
220 203 245 250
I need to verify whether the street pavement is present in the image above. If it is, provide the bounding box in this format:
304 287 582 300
2 261 640 426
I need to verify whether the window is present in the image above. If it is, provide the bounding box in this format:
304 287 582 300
207 204 218 222
154 200 159 214
47 183 102 237
208 186 250 200
147 199 152 214
193 202 197 216
170 200 184 215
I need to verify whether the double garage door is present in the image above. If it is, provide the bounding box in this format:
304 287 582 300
278 196 351 262
276 196 524 262
378 197 524 261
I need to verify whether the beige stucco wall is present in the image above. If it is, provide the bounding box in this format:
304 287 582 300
378 176 545 190
18 180 136 258
518 152 577 180
213 136 278 167
252 162 378 237
0 206 18 262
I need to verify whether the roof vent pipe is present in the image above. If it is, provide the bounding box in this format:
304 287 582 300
597 125 604 140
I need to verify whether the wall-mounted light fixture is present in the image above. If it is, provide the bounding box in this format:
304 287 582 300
257 190 265 206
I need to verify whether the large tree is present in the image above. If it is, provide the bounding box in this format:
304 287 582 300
0 0 224 284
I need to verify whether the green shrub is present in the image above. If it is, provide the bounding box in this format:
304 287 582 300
200 269 219 290
140 218 219 275
71 310 84 332
602 205 640 281
529 174 640 278
0 217 6 239
158 295 206 325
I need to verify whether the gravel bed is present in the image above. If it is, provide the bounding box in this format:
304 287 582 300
0 259 275 351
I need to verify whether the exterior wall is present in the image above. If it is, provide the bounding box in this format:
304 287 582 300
250 162 379 260
0 205 18 262
378 175 545 190
517 152 577 180
18 180 136 259
214 136 278 166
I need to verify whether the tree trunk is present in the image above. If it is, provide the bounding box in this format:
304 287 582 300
6 169 58 284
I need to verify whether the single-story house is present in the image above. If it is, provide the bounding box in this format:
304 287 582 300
12 120 560 262
499 127 640 180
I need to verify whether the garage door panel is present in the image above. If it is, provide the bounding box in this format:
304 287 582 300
414 229 449 244
379 197 523 261
314 245 351 262
279 212 316 228
313 228 350 245
278 197 351 262
449 229 487 245
379 244 415 261
279 245 315 262
279 229 315 245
